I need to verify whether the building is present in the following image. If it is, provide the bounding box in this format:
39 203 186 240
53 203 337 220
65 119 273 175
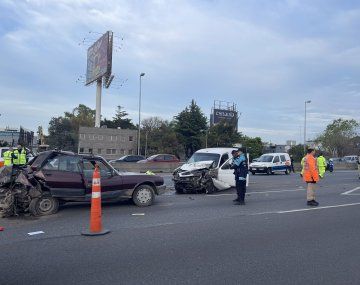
0 126 34 147
78 126 138 160
263 143 286 153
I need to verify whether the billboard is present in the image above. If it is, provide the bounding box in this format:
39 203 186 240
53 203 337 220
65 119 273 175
212 109 238 125
85 31 113 85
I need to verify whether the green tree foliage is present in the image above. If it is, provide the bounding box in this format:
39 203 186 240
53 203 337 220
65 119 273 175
141 117 181 157
173 100 208 158
47 117 77 151
239 136 263 160
64 104 95 132
101 106 136 129
288 144 305 162
316 118 359 157
207 120 241 148
47 104 95 152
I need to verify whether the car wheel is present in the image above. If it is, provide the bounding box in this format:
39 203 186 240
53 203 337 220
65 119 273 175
205 179 216 194
266 168 272 175
285 168 290 175
132 185 155 207
29 196 59 216
175 185 184 194
251 171 256 175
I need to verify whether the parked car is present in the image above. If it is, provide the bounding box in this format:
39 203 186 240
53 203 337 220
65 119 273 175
109 155 145 163
343 155 358 164
137 154 180 163
0 150 165 217
249 153 291 175
173 147 246 194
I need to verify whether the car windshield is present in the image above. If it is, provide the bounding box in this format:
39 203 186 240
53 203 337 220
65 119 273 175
258 155 274 162
187 153 220 166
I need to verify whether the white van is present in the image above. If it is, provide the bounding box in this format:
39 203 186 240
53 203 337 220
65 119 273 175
249 153 291 175
173 147 249 193
343 155 358 164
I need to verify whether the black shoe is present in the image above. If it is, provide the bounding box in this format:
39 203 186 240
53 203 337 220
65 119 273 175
307 200 319 206
233 198 240 202
234 200 245 205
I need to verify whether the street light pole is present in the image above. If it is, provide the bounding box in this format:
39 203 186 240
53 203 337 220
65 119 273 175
304 100 311 153
137 73 145 155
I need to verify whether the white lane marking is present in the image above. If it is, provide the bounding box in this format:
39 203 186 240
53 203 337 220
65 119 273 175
207 189 305 197
341 187 360 195
28 231 44 236
132 213 145 216
277 202 360 214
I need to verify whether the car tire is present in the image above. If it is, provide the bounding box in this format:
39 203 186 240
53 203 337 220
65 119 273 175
266 168 272 175
29 195 59 216
175 185 184 194
251 171 256 175
132 185 155 207
205 179 216 194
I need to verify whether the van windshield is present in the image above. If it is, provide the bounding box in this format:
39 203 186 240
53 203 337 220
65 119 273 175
258 155 274 162
187 153 220 166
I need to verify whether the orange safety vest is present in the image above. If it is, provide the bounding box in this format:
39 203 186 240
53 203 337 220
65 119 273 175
303 154 319 183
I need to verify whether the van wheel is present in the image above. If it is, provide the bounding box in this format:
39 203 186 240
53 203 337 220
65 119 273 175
266 168 272 175
251 171 256 175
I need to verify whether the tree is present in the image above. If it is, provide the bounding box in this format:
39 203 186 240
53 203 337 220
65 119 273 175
141 117 181 157
173 100 208 158
101 106 136 129
316 118 359 157
239 136 263 160
47 104 96 152
47 117 77 151
207 119 242 148
64 104 95 131
289 144 305 162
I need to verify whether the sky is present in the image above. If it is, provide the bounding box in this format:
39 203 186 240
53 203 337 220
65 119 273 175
0 0 359 144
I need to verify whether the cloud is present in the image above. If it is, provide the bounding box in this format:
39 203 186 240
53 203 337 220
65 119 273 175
0 0 359 144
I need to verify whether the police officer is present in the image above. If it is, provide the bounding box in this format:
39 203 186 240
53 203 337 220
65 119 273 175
3 147 17 166
13 144 27 167
231 148 248 205
317 152 327 179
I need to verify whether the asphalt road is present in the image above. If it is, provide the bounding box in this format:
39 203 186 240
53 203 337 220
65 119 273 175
1 170 360 285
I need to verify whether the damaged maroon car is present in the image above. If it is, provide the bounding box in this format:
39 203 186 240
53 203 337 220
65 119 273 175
0 150 165 217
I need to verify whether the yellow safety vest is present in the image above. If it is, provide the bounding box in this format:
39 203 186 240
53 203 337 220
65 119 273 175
3 150 13 166
13 148 27 165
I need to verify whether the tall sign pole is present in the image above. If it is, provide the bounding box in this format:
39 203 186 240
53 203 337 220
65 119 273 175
95 79 102 127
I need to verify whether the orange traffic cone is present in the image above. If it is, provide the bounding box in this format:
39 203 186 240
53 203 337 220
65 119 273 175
81 165 110 236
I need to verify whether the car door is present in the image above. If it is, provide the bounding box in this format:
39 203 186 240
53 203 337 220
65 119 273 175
82 158 124 200
272 155 281 171
41 154 85 197
217 153 250 189
216 157 235 189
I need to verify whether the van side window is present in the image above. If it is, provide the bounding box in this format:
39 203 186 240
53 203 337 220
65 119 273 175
280 155 286 162
219 154 229 166
273 156 280 163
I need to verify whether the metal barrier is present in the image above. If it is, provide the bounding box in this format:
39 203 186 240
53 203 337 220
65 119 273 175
110 162 183 173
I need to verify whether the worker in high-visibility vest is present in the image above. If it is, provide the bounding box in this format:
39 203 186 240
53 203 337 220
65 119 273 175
13 145 28 167
2 147 17 166
303 148 320 206
317 152 327 179
300 156 305 177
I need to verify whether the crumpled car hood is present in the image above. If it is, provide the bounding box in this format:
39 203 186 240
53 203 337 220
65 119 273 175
178 161 214 171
